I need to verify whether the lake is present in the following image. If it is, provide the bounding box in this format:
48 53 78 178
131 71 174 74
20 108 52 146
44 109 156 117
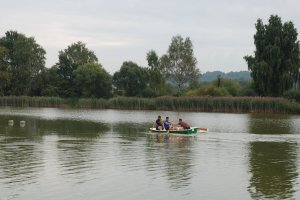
0 107 299 200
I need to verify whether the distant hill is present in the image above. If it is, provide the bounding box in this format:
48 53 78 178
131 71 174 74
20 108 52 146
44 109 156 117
200 71 251 83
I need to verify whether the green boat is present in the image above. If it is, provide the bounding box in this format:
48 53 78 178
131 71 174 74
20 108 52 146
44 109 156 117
149 127 207 135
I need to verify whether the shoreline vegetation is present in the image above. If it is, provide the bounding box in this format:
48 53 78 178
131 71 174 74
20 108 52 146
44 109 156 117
0 96 300 114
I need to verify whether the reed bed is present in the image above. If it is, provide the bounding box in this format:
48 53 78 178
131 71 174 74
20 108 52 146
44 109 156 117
0 96 300 114
108 97 155 110
154 96 300 114
77 98 108 109
0 96 66 107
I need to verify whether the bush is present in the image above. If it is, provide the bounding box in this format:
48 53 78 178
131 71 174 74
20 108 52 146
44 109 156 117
212 79 242 96
41 85 59 97
184 85 230 97
283 89 300 103
141 88 157 98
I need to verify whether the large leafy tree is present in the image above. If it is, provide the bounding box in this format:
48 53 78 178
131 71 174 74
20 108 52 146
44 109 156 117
113 61 149 96
56 41 98 97
0 47 10 95
244 15 300 96
41 66 60 97
146 50 165 94
0 31 46 95
160 35 200 94
74 63 112 98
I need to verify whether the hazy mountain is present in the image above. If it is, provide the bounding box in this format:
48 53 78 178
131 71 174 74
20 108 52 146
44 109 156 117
200 71 251 82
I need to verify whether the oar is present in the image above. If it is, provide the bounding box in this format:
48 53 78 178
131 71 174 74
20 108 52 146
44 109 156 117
197 127 209 132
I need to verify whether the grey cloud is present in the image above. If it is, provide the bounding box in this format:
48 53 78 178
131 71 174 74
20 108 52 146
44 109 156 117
1 0 300 73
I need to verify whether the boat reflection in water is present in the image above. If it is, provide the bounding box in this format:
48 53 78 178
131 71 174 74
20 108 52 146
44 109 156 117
146 132 198 144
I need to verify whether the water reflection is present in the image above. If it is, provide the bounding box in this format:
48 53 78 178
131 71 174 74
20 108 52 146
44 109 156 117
109 123 149 177
247 114 299 199
112 122 149 141
146 133 197 190
0 116 44 190
0 115 110 187
51 120 110 183
0 116 43 142
1 108 300 199
248 142 298 199
146 133 196 144
0 143 43 185
57 139 98 183
248 114 293 134
37 119 110 137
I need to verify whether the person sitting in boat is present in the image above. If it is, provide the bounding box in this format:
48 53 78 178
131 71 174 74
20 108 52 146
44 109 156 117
153 115 164 130
163 117 172 130
173 118 190 130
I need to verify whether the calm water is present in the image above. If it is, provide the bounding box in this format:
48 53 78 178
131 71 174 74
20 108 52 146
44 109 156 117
0 108 299 200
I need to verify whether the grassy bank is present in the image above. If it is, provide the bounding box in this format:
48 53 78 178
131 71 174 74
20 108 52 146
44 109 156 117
0 96 300 114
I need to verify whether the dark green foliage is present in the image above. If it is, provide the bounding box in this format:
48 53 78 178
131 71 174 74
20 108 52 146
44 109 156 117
41 66 60 97
146 50 165 95
186 78 246 97
29 68 48 96
113 61 149 96
283 89 300 103
74 63 112 98
42 85 59 97
56 41 98 97
0 31 46 96
244 15 300 96
212 79 242 96
186 85 230 96
0 47 10 95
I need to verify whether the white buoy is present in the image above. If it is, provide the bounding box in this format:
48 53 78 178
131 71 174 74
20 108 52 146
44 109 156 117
20 121 26 127
8 120 14 126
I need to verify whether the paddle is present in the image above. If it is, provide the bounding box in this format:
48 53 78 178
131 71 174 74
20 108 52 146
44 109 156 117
197 127 209 132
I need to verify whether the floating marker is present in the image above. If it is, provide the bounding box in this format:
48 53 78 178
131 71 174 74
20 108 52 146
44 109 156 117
20 121 26 127
8 120 14 126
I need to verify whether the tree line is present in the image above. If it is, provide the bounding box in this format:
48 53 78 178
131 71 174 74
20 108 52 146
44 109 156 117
1 15 300 100
0 32 200 98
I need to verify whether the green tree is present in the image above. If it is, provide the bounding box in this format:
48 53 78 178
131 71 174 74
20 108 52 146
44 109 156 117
41 66 60 96
113 61 149 96
146 50 165 95
29 68 49 96
56 41 98 97
244 15 300 96
0 47 10 95
0 31 46 95
160 35 200 94
74 63 112 98
212 79 242 96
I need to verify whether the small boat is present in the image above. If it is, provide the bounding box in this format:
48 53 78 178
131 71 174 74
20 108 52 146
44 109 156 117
149 127 208 135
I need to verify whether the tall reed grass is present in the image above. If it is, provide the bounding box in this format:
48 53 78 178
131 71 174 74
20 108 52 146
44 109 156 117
155 96 300 114
108 97 155 110
0 96 66 107
0 96 299 114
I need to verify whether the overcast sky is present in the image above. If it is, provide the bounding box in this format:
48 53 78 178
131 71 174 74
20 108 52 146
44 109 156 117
1 0 300 74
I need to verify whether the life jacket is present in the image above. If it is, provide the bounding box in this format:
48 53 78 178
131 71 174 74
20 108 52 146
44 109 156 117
156 119 163 126
164 121 171 129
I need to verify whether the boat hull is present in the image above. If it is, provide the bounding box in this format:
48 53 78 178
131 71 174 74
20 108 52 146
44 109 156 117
149 127 200 134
